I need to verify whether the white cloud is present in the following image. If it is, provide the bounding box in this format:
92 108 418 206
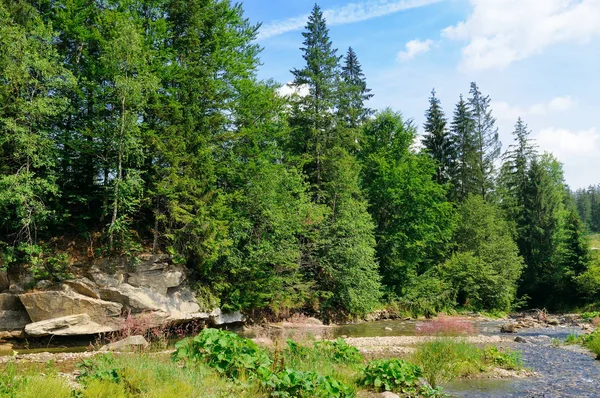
397 39 434 61
534 127 600 160
443 0 600 70
277 82 309 98
493 96 575 122
548 96 575 112
258 0 444 40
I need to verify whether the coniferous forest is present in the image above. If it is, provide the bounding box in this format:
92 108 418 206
1 1 598 321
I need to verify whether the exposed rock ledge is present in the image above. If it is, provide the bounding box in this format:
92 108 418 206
0 254 245 338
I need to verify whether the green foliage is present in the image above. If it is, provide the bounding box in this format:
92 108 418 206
441 196 524 311
313 339 363 364
265 369 355 398
411 339 483 388
482 346 523 370
360 110 455 298
361 358 431 395
583 330 600 359
172 328 272 381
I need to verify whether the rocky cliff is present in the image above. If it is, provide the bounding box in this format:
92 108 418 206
0 254 243 339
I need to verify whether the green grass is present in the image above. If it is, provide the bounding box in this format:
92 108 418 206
1 330 525 397
410 338 524 388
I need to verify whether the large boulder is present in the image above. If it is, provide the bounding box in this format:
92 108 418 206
24 313 116 337
126 255 185 295
19 290 122 323
100 335 149 352
0 293 31 331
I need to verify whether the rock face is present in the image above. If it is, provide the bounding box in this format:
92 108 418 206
100 335 149 352
10 254 245 338
24 314 116 337
19 290 122 324
0 293 31 332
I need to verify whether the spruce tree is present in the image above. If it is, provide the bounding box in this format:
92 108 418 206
449 95 477 202
468 82 501 200
519 155 566 307
422 89 455 185
498 118 537 233
339 47 373 129
288 5 381 318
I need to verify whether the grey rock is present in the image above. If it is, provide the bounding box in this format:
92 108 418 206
35 280 54 290
547 318 560 326
515 336 529 343
501 322 517 333
19 290 122 323
99 284 168 313
127 269 185 295
384 326 393 331
210 309 245 325
0 270 8 292
100 335 149 352
25 314 117 337
64 277 101 299
0 293 31 331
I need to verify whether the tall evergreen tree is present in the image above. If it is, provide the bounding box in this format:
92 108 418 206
422 89 455 185
449 95 477 202
468 82 501 199
519 155 566 307
288 5 381 318
338 47 373 129
498 118 537 233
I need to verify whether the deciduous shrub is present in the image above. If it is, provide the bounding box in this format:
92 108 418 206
172 328 272 380
482 346 523 370
265 369 354 398
361 358 424 394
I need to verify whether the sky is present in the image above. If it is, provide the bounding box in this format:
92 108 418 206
240 0 600 189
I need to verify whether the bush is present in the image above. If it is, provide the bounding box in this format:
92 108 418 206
172 328 272 380
361 358 423 394
313 339 363 364
265 369 354 398
482 346 523 370
584 330 600 359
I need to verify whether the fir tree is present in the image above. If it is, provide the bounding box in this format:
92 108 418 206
449 95 477 202
498 118 537 233
468 82 501 200
339 47 373 129
422 89 455 185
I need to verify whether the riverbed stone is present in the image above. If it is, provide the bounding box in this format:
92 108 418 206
25 314 117 337
515 336 529 343
100 335 149 352
379 392 400 398
547 318 560 326
501 322 517 333
19 290 122 323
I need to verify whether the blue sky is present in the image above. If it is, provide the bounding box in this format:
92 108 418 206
241 0 600 189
